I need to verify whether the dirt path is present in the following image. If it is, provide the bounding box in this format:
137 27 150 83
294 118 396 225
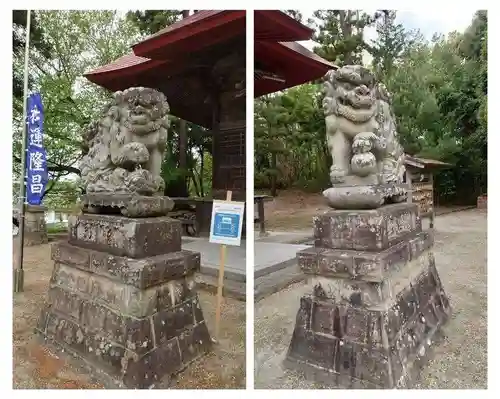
254 209 487 389
13 243 245 389
262 190 475 231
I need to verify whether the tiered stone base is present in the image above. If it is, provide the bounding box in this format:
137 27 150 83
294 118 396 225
36 214 211 388
14 205 48 246
285 203 451 388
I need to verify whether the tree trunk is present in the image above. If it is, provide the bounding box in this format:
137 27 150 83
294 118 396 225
340 10 354 65
199 147 204 197
270 152 277 197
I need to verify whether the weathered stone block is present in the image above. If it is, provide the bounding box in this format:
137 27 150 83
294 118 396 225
123 337 182 388
50 263 90 293
178 322 212 366
45 312 86 354
81 193 174 218
13 205 48 246
47 286 83 321
153 300 195 347
313 203 420 251
157 276 196 310
87 274 157 317
299 231 431 281
84 333 127 375
52 242 91 269
288 330 337 370
68 214 182 258
310 301 334 335
83 302 153 354
51 264 195 318
309 250 433 308
36 305 50 333
52 241 200 289
139 251 200 289
37 295 212 388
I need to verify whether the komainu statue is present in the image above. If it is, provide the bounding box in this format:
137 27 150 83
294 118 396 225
322 65 407 208
79 87 173 217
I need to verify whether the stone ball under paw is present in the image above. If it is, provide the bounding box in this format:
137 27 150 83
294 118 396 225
351 152 377 176
352 137 373 154
121 142 150 165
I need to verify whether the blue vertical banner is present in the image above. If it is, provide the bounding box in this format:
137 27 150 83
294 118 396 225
25 93 48 205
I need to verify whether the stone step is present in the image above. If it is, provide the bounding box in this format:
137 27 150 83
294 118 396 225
313 203 422 251
254 262 307 302
195 273 246 302
298 230 433 282
49 263 198 318
51 241 200 290
68 214 182 258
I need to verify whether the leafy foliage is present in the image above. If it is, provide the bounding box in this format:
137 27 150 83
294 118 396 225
311 10 376 65
126 10 183 36
12 11 140 206
12 10 53 99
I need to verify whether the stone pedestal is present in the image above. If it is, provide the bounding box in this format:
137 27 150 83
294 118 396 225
36 214 212 388
17 205 48 246
285 203 451 388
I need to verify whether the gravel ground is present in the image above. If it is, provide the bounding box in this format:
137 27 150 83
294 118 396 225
12 240 246 389
254 209 487 389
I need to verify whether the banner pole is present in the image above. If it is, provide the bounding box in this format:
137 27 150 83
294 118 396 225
14 9 32 293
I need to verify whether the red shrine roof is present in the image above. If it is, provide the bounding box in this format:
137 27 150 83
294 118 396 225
254 40 334 97
254 10 313 41
132 10 245 59
84 10 334 124
254 10 334 97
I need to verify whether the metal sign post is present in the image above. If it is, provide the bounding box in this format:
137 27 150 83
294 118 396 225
209 191 245 341
14 10 32 293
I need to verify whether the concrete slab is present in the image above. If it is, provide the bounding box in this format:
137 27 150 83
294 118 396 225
255 230 312 245
255 263 307 302
254 242 310 278
182 238 246 282
182 238 311 301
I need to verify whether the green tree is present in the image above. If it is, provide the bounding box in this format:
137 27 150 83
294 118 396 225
283 10 304 23
12 10 53 101
126 10 183 36
254 95 291 195
368 10 412 79
312 10 376 65
12 11 140 204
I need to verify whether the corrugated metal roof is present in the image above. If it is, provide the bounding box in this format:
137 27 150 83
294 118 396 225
405 155 453 169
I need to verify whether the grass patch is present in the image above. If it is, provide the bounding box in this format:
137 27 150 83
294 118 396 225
46 223 68 234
